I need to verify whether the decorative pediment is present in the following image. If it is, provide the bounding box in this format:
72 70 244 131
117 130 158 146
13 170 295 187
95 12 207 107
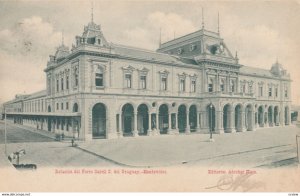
139 67 149 73
159 69 169 76
189 73 197 79
178 72 187 79
122 65 135 73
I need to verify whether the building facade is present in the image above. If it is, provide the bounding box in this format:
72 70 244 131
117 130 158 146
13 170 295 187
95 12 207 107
2 18 292 140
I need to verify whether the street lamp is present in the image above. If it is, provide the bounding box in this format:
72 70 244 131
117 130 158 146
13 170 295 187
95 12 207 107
209 102 214 142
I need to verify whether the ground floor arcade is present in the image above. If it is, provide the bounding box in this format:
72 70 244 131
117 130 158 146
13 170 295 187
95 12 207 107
86 98 292 140
4 98 292 140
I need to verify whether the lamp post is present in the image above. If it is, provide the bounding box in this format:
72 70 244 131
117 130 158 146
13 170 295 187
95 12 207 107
209 102 214 142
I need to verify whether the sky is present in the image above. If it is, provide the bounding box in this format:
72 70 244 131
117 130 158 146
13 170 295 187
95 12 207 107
0 0 300 105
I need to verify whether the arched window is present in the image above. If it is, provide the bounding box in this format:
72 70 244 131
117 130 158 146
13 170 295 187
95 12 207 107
95 67 104 87
73 103 79 112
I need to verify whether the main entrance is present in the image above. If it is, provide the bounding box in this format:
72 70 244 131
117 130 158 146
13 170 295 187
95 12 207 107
92 103 106 138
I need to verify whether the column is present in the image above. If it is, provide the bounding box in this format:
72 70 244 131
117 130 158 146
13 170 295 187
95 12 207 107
118 113 123 137
241 111 246 132
155 113 160 135
147 113 151 136
196 112 201 133
186 109 190 134
215 111 224 134
229 110 235 133
270 110 274 127
200 111 209 133
133 112 139 137
251 109 255 131
172 113 179 134
167 113 172 134
265 112 269 128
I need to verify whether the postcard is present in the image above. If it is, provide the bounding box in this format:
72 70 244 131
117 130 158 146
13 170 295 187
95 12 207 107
0 0 300 193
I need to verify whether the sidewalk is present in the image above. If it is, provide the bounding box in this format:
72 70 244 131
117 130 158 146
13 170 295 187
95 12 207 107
78 126 300 167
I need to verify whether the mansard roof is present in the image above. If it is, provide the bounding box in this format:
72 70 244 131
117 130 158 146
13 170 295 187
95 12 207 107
112 43 198 65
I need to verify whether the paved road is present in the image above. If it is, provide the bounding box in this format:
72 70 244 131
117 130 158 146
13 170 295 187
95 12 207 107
0 123 119 168
0 123 53 144
0 122 299 168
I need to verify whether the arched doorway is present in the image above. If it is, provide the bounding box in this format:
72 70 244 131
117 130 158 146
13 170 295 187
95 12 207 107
207 104 215 132
122 103 134 136
92 103 106 138
258 106 264 127
159 104 169 134
235 104 243 131
73 103 79 112
268 106 273 126
178 104 187 133
223 104 232 132
285 106 289 125
137 104 149 135
189 105 197 132
274 106 279 126
245 104 252 131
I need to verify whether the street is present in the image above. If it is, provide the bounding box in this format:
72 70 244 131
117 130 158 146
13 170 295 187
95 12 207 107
0 122 119 168
0 121 299 168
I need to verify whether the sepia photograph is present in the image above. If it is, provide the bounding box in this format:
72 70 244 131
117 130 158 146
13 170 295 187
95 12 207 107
0 0 300 193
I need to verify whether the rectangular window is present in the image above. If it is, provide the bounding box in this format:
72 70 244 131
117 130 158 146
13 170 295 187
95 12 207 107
242 84 246 93
95 73 103 87
191 80 196 92
208 84 213 92
285 88 288 98
56 103 59 110
275 88 278 98
61 78 64 91
61 103 64 110
161 77 167 90
179 78 185 92
74 66 79 87
268 87 272 97
66 102 69 110
220 83 224 92
125 74 132 88
140 75 146 89
66 76 69 90
259 86 263 97
56 79 59 92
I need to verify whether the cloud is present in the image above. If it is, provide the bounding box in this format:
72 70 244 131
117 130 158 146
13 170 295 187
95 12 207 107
0 16 70 103
117 12 197 50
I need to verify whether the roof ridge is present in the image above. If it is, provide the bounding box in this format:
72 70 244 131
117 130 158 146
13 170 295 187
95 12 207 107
112 43 177 57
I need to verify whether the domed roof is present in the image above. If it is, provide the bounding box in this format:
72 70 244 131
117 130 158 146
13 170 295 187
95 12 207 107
270 60 285 76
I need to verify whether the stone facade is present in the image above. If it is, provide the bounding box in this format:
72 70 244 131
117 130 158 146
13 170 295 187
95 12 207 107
2 19 292 141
